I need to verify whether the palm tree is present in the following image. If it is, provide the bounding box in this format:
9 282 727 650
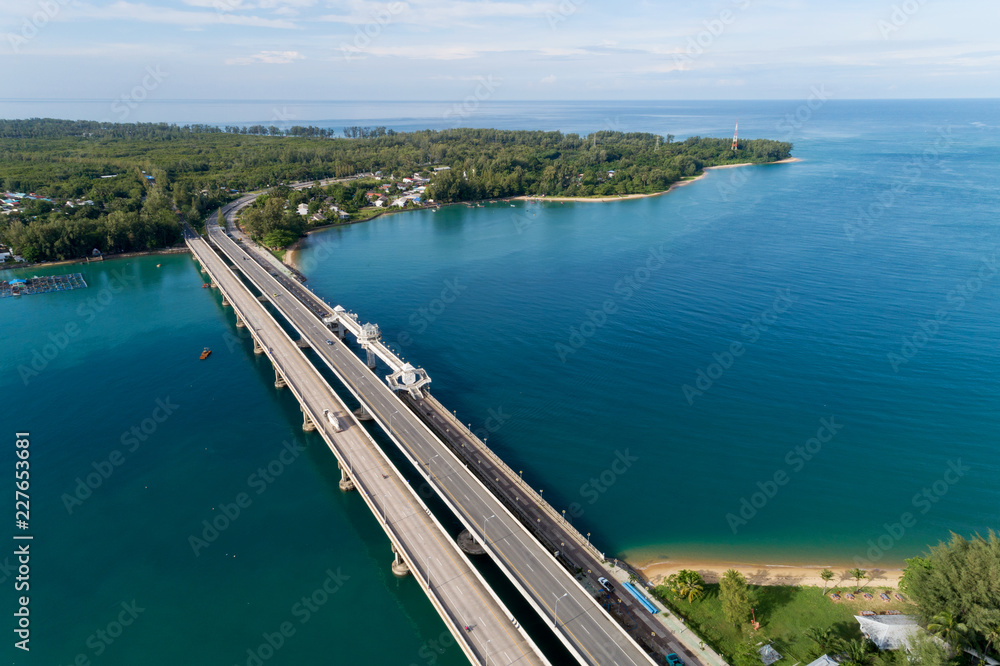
927 610 969 654
806 627 837 653
841 638 871 665
847 568 867 592
668 569 706 603
820 569 834 594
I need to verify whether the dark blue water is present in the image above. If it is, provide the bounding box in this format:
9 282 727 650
295 100 1000 570
3 100 999 665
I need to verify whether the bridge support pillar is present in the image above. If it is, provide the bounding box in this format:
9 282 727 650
366 348 377 369
235 315 245 328
221 294 230 307
253 337 264 355
352 405 373 421
274 369 287 389
210 280 218 289
337 323 345 340
391 546 410 577
338 461 355 491
302 406 316 432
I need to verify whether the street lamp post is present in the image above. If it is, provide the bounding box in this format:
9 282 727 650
553 592 569 628
483 513 495 547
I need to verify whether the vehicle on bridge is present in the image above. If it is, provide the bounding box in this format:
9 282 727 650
323 409 345 432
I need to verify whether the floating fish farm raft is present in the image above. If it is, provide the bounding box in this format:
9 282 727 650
1 273 88 298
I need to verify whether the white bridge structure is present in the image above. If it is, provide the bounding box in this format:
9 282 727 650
323 306 432 398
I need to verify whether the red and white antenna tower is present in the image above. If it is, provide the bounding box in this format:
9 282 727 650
731 118 739 151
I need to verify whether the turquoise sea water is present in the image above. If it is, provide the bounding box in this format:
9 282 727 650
3 100 999 664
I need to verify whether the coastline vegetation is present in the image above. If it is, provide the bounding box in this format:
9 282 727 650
0 118 791 263
652 533 1000 666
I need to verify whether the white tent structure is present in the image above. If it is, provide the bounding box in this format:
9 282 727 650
805 655 839 666
855 615 922 650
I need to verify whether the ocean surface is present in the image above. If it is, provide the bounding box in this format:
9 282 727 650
3 100 999 664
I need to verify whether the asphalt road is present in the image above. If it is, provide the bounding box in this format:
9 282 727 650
206 217 657 666
187 226 547 666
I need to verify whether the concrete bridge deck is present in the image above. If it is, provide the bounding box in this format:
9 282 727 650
207 211 659 666
185 225 548 666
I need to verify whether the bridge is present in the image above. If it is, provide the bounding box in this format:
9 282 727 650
184 226 549 666
203 194 710 665
215 195 725 665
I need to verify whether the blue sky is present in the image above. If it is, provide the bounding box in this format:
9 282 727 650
2 0 998 102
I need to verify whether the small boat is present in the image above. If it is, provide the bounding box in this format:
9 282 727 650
200 347 212 360
156 263 161 267
202 283 210 288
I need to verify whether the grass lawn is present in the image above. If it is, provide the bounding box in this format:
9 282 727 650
653 584 914 664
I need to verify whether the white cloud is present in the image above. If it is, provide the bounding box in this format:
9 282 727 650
539 74 556 84
74 1 299 28
225 49 305 64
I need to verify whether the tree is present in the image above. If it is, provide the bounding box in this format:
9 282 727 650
848 568 867 592
839 637 871 666
720 569 752 627
908 631 953 666
667 570 705 604
927 611 969 654
821 569 835 593
806 627 837 654
905 531 1000 661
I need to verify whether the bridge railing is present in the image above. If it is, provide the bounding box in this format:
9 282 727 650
429 397 606 564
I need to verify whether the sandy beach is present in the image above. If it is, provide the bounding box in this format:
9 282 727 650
634 557 903 589
514 157 802 203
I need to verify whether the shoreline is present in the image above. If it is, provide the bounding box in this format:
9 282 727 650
0 246 190 273
632 556 903 589
284 157 801 268
515 157 803 203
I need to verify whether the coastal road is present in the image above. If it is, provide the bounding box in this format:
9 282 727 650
186 226 549 666
206 215 658 666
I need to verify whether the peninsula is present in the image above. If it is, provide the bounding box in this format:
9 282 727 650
0 119 792 263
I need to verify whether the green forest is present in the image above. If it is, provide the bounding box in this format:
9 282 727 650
0 119 792 263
